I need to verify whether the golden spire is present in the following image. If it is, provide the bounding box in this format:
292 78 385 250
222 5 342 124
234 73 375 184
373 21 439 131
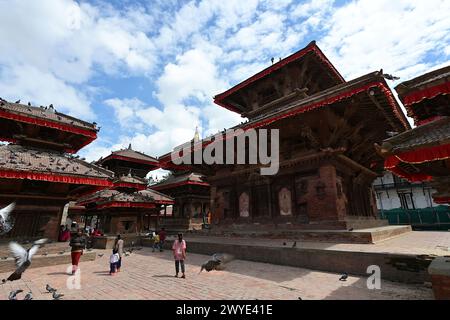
193 126 200 142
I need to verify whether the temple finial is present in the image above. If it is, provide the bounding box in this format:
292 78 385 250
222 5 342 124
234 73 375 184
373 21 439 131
128 143 132 150
193 126 200 142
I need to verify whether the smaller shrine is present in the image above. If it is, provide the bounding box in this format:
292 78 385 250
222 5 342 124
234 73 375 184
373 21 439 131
76 145 174 237
376 65 450 205
152 171 210 231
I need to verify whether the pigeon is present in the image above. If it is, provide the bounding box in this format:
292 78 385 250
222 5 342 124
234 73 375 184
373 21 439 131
42 252 48 256
348 228 354 232
52 291 64 300
15 99 20 104
271 57 274 65
298 297 302 300
283 242 286 246
27 102 31 106
125 252 130 257
98 253 104 257
199 253 234 273
58 251 65 255
8 289 23 300
382 73 400 81
0 202 16 235
386 131 399 138
1 256 8 260
339 273 348 281
292 241 297 248
2 238 48 282
24 292 33 300
46 284 57 293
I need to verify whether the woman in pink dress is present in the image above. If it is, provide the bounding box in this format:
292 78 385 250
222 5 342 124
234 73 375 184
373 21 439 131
172 233 187 278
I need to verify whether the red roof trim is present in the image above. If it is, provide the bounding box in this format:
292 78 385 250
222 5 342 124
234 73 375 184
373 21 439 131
434 196 450 204
402 81 450 107
0 170 113 187
113 182 147 190
102 154 159 166
97 202 156 209
214 42 345 112
152 180 210 191
417 116 445 126
384 143 450 182
0 110 97 139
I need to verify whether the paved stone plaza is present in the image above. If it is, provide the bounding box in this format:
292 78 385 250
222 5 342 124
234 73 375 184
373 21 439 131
0 247 432 300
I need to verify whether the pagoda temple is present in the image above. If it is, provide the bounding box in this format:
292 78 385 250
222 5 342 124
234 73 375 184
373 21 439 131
0 99 114 240
76 145 174 235
376 65 450 204
159 41 411 230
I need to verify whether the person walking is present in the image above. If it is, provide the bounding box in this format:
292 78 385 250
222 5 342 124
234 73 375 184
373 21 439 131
69 228 86 275
114 234 124 272
172 233 187 278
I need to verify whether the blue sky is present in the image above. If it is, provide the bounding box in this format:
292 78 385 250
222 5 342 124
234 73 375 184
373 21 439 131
0 0 449 178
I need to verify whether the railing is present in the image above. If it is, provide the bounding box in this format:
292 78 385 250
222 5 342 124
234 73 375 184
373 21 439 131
379 206 450 230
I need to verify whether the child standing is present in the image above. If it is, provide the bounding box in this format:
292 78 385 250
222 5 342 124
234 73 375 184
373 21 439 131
172 233 187 278
109 249 120 275
152 232 160 252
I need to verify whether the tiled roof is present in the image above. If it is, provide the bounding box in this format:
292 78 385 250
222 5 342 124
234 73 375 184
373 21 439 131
0 99 97 131
0 144 114 179
139 189 174 203
381 117 450 154
77 188 173 206
152 172 208 189
98 147 158 165
114 175 148 185
395 65 450 94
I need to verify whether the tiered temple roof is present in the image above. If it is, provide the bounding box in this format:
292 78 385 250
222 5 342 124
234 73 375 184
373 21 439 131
96 144 159 178
214 41 345 116
152 172 209 191
160 70 410 172
77 188 173 209
0 100 98 153
395 65 450 125
378 65 450 204
0 144 113 187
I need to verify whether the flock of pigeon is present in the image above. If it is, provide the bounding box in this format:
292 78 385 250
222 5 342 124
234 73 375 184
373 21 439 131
8 285 64 300
0 202 66 300
1 201 351 300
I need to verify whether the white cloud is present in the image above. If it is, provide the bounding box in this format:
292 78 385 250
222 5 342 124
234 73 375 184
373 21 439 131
0 0 157 119
320 0 450 80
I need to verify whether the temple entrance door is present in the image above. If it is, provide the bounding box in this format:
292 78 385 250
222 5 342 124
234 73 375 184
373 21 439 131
252 185 270 218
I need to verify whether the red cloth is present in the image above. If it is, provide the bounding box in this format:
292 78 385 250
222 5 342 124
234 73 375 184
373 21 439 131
71 251 83 266
60 230 71 242
92 230 102 237
0 169 112 186
403 81 450 107
384 143 450 182
159 230 166 241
